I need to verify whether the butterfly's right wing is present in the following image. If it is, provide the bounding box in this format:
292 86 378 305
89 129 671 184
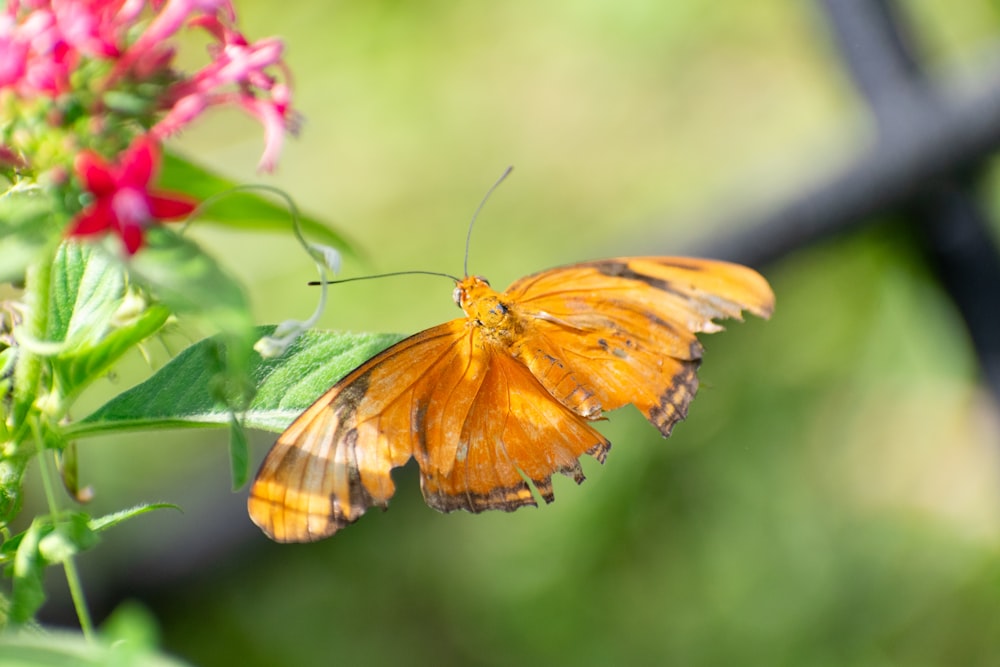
503 257 774 437
248 318 473 542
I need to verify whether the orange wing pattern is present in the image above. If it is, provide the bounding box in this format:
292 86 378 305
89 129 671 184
506 257 774 436
249 256 774 542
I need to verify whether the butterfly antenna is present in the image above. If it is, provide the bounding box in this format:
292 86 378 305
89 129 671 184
308 270 461 286
464 166 514 277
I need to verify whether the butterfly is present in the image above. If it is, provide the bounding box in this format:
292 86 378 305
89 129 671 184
248 255 774 542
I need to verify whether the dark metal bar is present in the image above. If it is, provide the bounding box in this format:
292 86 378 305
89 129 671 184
913 180 1000 384
818 0 925 125
821 0 1000 397
676 63 1000 267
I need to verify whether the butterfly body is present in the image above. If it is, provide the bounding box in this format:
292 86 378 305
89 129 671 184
249 257 774 542
456 276 520 346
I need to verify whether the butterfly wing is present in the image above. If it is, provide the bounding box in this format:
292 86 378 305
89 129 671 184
419 346 609 513
248 314 610 542
503 257 774 436
248 319 471 542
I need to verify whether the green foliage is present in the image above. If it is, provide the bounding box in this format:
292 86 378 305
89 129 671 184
0 191 59 284
2 505 176 624
69 328 404 436
0 602 192 666
1 148 356 638
47 243 171 403
159 152 357 258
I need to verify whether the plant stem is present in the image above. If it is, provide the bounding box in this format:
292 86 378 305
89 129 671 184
33 422 95 639
61 554 94 639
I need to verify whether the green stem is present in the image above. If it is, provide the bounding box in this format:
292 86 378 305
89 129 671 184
32 421 94 639
11 248 55 441
61 555 94 638
34 427 59 515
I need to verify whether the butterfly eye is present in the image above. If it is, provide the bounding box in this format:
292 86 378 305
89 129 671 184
476 276 490 287
452 285 464 307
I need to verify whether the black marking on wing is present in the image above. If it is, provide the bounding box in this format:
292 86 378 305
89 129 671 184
648 361 701 437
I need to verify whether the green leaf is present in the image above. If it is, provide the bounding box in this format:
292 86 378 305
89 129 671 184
0 189 61 284
55 304 170 398
11 520 45 624
0 455 26 527
116 226 258 410
160 151 360 259
100 601 161 650
37 513 98 563
0 629 193 667
46 242 171 399
48 242 125 346
68 328 405 437
46 243 170 396
122 228 252 342
1 506 175 573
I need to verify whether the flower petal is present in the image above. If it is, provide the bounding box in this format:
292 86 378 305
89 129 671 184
120 222 145 255
147 192 197 220
66 201 114 237
120 137 157 187
74 151 115 195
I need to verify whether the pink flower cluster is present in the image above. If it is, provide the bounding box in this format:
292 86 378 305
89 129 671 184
0 0 124 97
1 0 297 254
2 0 295 171
149 9 297 172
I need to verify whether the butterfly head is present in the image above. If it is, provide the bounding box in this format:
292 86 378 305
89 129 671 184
453 275 488 308
454 275 515 335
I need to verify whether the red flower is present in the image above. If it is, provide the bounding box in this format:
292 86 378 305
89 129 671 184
67 137 197 255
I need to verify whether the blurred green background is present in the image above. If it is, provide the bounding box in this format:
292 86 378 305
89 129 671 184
49 0 1000 664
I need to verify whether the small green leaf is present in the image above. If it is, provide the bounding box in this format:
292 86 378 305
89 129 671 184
68 328 405 437
11 520 45 624
54 304 171 400
0 455 27 528
100 601 162 656
9 513 102 622
2 506 177 569
229 414 250 490
46 242 171 399
37 514 98 564
160 151 359 259
48 242 125 346
88 503 181 534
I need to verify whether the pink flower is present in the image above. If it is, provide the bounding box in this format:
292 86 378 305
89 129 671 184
0 16 30 88
114 0 234 78
52 0 122 58
3 0 296 170
67 137 197 255
151 22 297 171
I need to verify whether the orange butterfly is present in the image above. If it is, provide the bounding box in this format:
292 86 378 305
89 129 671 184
248 256 774 542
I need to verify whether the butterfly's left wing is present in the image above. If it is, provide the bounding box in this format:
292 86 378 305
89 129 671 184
248 320 473 542
503 257 774 436
418 345 610 513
